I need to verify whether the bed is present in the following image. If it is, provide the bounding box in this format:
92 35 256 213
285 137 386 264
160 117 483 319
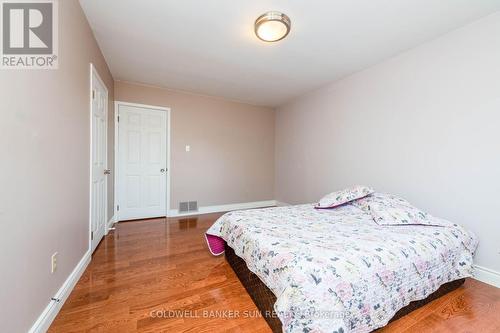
206 198 477 333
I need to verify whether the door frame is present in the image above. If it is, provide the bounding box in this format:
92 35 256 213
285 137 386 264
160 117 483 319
89 63 109 252
114 101 171 222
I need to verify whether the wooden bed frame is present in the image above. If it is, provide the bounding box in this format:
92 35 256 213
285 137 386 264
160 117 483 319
225 244 465 333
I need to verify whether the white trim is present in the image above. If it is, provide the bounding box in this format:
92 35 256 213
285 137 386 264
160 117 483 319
106 214 116 234
28 250 91 333
275 201 291 207
90 63 109 253
115 100 171 112
168 200 277 217
473 265 500 288
166 108 171 217
114 102 119 219
114 101 171 221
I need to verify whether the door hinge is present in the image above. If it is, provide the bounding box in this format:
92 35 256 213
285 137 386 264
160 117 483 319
117 205 120 211
92 89 96 100
91 231 94 240
117 115 120 122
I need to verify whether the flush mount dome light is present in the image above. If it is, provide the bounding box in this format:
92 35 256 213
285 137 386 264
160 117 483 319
255 11 291 42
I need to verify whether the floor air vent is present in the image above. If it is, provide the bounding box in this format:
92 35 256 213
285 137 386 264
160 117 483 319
179 201 198 213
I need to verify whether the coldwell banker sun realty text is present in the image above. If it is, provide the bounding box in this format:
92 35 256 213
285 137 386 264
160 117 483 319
1 0 58 69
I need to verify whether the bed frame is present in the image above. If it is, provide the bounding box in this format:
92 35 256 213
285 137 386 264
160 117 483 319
225 244 465 333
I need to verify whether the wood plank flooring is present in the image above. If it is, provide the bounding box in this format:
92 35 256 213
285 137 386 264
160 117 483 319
49 213 500 333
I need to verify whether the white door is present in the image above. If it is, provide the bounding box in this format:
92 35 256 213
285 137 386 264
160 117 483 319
118 105 167 221
90 66 108 253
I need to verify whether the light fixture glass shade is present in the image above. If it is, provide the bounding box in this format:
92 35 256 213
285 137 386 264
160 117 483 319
255 11 291 42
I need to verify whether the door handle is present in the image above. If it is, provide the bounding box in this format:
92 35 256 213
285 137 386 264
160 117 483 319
160 168 166 173
104 169 111 175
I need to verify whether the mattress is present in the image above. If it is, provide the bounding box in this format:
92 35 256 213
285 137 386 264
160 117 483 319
206 203 477 333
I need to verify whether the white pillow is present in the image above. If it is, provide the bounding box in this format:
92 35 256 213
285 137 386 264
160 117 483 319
315 185 374 209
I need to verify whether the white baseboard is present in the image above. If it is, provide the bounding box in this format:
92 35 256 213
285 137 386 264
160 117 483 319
473 265 500 288
106 214 116 234
275 201 291 207
29 250 91 333
168 200 277 217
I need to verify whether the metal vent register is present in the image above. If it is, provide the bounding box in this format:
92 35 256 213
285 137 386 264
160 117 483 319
179 201 198 213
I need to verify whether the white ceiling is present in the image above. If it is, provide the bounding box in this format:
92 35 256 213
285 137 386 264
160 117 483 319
80 0 500 107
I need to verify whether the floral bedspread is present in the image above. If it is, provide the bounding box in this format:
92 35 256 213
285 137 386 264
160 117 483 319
206 204 477 333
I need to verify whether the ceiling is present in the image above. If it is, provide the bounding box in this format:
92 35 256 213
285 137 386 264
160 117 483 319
80 0 500 107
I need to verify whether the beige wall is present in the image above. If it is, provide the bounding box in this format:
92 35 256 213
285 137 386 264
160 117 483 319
0 1 114 332
276 13 500 273
114 81 275 209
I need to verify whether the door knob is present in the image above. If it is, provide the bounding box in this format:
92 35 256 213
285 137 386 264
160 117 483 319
160 168 166 173
104 169 111 175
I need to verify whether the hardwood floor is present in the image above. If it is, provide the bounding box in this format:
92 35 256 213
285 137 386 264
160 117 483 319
49 213 500 333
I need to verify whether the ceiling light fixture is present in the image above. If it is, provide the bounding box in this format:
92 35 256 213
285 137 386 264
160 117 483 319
255 11 291 42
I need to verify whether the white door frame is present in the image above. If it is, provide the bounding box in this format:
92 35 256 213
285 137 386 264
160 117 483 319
114 101 171 221
89 63 108 252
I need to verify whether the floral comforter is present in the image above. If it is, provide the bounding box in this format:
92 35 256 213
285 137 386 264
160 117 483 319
206 204 477 333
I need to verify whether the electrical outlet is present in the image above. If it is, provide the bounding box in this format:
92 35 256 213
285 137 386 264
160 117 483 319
51 252 58 273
